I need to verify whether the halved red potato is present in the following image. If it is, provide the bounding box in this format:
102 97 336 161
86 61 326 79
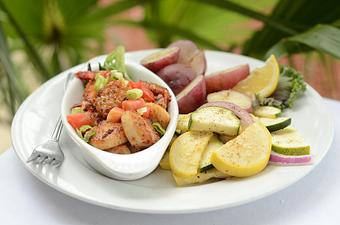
205 64 250 93
140 47 179 72
168 40 206 75
157 63 196 94
176 75 206 114
189 50 207 75
168 40 198 64
207 90 253 112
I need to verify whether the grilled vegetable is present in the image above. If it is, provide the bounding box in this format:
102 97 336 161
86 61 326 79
199 135 223 172
253 106 281 118
189 106 240 136
173 169 229 186
169 131 213 177
271 127 310 155
259 117 291 132
270 152 312 165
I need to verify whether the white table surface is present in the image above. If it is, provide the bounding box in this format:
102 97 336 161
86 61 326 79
1 98 339 225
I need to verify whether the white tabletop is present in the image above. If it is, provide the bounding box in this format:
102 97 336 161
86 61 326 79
1 98 340 225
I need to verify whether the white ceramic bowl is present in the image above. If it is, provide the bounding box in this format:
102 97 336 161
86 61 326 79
61 59 178 180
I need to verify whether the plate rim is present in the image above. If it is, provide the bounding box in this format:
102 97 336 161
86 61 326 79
11 50 335 214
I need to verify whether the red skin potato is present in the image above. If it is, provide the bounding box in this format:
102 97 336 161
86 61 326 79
168 40 207 75
176 75 206 114
168 40 198 64
140 47 179 72
189 50 207 75
157 63 197 95
205 64 250 93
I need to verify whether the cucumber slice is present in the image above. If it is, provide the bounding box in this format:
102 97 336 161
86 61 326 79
189 107 240 135
259 117 291 132
254 106 281 118
200 135 223 172
272 127 310 155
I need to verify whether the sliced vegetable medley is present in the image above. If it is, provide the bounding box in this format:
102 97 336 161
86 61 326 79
140 39 310 186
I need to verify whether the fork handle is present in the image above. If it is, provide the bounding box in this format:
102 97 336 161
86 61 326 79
51 116 63 141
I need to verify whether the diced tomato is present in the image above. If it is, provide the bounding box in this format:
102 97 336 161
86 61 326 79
67 113 93 129
141 87 155 102
128 81 143 89
99 71 111 78
107 107 124 123
75 71 96 80
129 81 155 102
141 106 151 119
75 70 110 80
121 99 145 111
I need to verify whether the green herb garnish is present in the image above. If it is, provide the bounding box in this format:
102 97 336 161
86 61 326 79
152 122 166 136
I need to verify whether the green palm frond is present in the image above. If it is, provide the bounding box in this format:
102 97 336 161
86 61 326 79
266 24 340 59
242 0 340 58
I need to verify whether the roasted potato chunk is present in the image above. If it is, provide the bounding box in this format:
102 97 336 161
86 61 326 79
121 111 160 151
89 121 127 150
106 144 131 154
146 102 170 128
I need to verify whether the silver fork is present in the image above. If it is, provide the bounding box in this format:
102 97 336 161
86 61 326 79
27 73 73 167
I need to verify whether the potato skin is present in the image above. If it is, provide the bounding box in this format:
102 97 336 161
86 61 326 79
89 121 127 150
140 47 179 72
176 75 206 114
205 64 249 93
157 64 196 95
121 111 160 151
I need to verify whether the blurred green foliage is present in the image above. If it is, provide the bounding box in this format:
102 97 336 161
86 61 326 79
0 0 340 120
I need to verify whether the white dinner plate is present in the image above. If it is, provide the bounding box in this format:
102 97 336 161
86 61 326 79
11 50 334 214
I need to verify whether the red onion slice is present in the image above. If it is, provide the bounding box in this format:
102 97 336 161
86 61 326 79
270 151 312 165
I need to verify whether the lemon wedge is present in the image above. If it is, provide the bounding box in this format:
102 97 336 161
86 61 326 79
233 55 279 97
211 122 272 177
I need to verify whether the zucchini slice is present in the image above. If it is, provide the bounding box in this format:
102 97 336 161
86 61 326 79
189 107 240 135
254 106 281 118
272 127 310 155
259 117 291 132
176 114 190 133
169 131 213 177
199 135 223 172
